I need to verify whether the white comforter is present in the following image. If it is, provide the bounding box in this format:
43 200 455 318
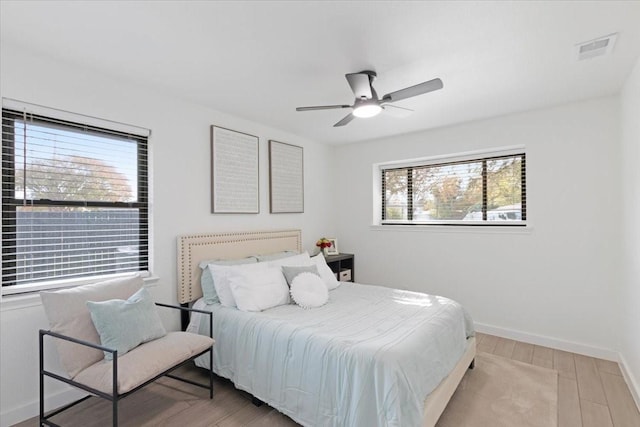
188 282 474 427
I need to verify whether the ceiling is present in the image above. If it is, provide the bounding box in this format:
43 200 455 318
2 1 640 145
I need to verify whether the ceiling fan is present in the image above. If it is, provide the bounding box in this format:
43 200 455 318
295 70 443 127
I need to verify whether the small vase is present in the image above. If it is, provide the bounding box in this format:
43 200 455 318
322 247 329 256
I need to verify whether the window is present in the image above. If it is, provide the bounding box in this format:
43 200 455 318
2 107 149 293
380 150 526 225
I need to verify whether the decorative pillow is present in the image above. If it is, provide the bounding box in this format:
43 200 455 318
290 272 329 309
254 251 298 262
199 257 257 304
208 262 269 307
86 287 166 360
282 265 319 287
228 266 289 312
40 275 144 378
268 251 311 268
310 254 340 290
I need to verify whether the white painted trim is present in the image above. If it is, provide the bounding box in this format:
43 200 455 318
375 144 526 169
370 224 534 234
0 387 87 427
619 352 640 411
1 276 159 312
0 292 42 312
2 271 153 296
2 97 151 137
474 322 619 361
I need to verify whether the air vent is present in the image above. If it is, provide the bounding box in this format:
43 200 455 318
576 33 617 60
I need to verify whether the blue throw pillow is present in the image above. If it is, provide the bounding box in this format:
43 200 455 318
87 287 166 360
200 268 218 304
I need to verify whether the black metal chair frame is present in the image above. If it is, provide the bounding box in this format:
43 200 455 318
39 303 214 427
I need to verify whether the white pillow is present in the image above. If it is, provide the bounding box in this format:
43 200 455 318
290 272 329 309
208 262 269 307
310 254 340 290
198 257 257 304
228 266 289 312
268 251 311 268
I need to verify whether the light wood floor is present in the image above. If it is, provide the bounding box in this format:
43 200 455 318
476 332 640 427
16 333 640 427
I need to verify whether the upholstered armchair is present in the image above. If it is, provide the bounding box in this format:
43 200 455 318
39 275 214 427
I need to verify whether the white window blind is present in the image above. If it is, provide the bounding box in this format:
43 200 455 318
380 152 526 225
2 107 149 291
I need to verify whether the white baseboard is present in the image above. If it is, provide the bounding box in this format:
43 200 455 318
619 352 640 410
0 387 87 427
474 322 619 360
475 322 640 412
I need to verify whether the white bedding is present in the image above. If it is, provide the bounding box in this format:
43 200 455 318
188 282 474 427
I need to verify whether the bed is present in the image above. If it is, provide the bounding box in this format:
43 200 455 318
177 229 476 427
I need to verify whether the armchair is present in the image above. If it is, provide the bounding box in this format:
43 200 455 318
39 275 214 427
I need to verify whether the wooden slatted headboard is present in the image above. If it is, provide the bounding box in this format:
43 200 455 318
177 229 302 304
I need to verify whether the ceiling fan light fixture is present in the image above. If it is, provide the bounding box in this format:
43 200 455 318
295 70 442 127
353 103 382 118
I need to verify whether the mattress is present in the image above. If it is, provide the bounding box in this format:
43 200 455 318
188 282 474 427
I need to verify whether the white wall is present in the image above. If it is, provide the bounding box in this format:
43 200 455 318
334 97 622 357
0 43 336 425
620 57 640 406
2 41 637 425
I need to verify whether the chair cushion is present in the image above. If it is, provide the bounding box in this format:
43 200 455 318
87 287 167 361
73 331 214 394
40 275 144 378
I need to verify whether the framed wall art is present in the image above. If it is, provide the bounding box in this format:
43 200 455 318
211 125 259 213
269 140 304 213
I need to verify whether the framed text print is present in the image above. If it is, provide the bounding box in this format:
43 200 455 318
211 125 259 213
269 140 304 213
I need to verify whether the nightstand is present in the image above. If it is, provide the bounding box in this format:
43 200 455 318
324 253 355 282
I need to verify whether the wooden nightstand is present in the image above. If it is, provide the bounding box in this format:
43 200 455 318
324 253 355 282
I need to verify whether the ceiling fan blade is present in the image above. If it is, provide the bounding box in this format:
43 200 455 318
382 104 413 118
333 113 355 127
382 78 443 103
296 104 351 111
345 72 373 99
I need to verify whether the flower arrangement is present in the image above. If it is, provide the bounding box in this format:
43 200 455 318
315 237 333 250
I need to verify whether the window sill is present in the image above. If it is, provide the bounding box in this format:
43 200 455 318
370 223 534 234
1 275 159 312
